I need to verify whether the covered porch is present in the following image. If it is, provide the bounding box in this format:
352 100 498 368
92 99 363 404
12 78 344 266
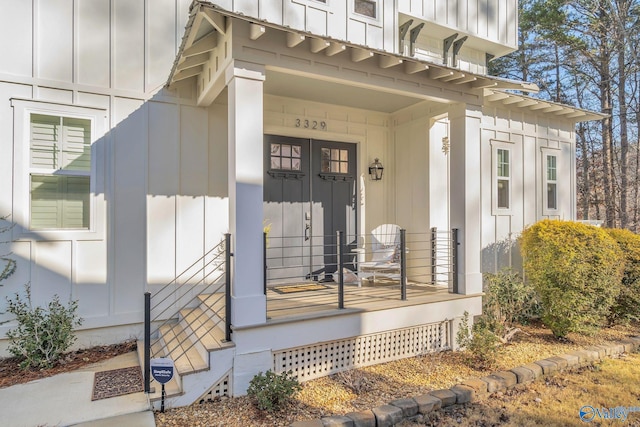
165 4 533 328
146 2 534 399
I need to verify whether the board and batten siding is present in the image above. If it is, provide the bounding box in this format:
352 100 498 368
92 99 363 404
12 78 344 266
480 106 576 274
0 0 231 345
214 0 393 52
399 0 518 50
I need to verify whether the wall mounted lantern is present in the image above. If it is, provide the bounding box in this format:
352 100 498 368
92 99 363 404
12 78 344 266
369 158 384 181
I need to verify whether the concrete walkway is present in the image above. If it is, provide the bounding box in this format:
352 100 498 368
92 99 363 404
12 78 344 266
0 352 155 427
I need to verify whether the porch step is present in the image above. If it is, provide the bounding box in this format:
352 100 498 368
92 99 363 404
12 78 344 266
137 293 234 408
197 293 226 323
158 324 209 375
179 307 234 353
136 340 183 401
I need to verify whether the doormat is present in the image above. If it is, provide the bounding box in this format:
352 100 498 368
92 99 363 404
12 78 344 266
272 283 330 294
91 366 144 401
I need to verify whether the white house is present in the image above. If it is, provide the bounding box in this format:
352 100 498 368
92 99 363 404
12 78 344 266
0 0 601 408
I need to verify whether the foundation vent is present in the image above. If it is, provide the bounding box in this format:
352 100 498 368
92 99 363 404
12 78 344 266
273 321 451 382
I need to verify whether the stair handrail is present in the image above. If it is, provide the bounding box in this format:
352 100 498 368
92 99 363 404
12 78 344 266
144 234 231 392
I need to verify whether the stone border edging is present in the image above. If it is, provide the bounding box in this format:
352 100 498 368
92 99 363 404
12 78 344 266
290 337 640 427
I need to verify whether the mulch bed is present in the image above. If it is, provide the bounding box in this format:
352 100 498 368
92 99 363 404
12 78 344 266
92 366 144 400
0 340 137 389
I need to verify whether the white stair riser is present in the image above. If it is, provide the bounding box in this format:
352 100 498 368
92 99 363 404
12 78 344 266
178 316 210 362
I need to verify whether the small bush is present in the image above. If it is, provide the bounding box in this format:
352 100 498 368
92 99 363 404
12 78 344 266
5 285 83 369
520 220 624 337
333 369 372 394
456 311 501 367
247 370 301 412
605 228 640 324
483 268 540 337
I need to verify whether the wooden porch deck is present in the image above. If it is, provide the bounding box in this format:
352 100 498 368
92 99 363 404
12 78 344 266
265 281 471 322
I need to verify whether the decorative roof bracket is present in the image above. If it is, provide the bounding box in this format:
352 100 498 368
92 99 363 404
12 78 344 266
409 23 425 57
486 53 495 67
398 20 413 55
442 33 458 66
452 36 468 67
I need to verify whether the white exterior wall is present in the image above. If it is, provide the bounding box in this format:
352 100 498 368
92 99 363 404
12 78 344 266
480 105 576 273
392 104 450 233
211 0 516 57
399 0 518 52
215 0 394 51
0 0 230 347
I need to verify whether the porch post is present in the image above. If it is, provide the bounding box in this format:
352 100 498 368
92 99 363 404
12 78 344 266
227 60 267 327
448 103 483 295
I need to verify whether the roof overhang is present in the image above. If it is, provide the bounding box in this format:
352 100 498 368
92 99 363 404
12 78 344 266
483 89 607 123
167 1 539 105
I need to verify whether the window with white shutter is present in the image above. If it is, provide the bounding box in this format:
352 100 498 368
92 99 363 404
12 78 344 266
545 154 558 211
29 114 91 230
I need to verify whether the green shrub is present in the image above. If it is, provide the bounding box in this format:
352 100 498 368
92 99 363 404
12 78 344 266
5 285 82 369
247 370 301 412
483 268 540 337
605 228 640 324
456 311 501 367
520 220 624 338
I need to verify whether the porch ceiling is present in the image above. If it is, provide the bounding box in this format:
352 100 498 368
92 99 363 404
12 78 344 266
264 70 423 113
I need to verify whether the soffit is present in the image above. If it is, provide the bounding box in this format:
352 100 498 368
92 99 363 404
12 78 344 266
484 89 607 123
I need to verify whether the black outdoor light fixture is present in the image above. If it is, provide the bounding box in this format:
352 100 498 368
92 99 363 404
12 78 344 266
369 158 384 181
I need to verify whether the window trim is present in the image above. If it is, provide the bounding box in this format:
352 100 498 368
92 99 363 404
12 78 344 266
491 140 514 216
349 0 380 23
292 0 331 11
11 99 106 241
542 148 560 215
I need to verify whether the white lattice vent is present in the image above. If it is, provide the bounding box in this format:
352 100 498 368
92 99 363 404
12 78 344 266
197 371 231 403
273 321 451 382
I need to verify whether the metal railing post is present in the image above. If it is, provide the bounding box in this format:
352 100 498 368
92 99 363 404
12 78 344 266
430 227 437 285
400 229 407 300
225 233 232 342
144 291 151 393
452 228 459 294
337 230 344 309
263 232 267 295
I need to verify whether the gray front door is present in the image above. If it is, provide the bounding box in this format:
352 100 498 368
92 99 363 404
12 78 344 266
264 135 357 283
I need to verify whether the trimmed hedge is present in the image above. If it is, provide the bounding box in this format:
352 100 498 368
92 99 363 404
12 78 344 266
520 220 624 337
605 228 640 324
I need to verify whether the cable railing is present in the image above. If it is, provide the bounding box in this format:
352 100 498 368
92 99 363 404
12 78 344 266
264 227 459 311
143 234 232 393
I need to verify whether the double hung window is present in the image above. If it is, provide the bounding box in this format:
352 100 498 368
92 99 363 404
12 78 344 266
29 114 91 230
12 99 104 238
496 148 510 210
546 154 558 211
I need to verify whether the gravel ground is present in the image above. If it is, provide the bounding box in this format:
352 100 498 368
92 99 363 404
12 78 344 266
154 322 640 427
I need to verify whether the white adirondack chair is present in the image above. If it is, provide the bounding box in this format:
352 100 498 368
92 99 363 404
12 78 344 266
357 224 402 285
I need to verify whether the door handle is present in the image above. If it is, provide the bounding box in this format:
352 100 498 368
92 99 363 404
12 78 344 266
304 224 310 241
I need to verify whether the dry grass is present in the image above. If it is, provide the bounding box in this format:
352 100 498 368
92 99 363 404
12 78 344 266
155 322 640 427
401 353 640 426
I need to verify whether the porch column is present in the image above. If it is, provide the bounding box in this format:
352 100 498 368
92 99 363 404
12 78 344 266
449 103 483 295
227 60 267 327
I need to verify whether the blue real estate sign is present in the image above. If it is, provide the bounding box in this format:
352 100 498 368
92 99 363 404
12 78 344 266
150 357 174 384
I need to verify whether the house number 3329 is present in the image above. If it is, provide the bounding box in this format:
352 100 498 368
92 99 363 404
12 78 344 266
295 118 327 130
